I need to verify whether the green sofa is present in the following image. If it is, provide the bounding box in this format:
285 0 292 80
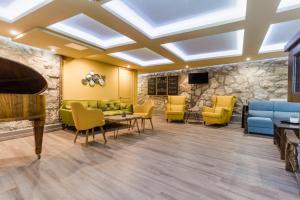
60 100 133 127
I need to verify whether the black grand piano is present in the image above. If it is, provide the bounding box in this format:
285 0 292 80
0 57 47 159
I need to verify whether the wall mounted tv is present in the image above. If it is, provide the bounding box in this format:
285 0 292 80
188 72 209 84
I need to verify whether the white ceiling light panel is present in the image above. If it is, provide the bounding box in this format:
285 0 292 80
109 48 173 67
102 0 247 39
48 13 135 49
259 19 300 53
277 0 300 12
162 30 244 61
0 0 53 23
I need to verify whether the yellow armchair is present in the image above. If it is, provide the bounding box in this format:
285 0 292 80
202 96 236 125
70 102 107 146
165 96 186 122
133 100 155 131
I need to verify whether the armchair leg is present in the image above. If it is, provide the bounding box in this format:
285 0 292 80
85 130 89 146
101 127 107 144
92 128 95 141
149 118 154 130
74 130 79 143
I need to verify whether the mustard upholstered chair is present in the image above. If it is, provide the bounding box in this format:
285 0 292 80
70 102 107 146
202 96 236 125
133 100 155 131
165 96 186 122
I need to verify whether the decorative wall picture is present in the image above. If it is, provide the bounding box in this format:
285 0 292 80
82 71 106 87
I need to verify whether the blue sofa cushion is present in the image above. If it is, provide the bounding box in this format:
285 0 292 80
248 126 273 135
273 101 300 120
248 117 273 128
248 101 274 118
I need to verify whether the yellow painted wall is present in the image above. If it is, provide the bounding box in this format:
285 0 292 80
62 58 137 103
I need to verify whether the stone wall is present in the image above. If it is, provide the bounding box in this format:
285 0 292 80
0 37 61 135
138 57 288 120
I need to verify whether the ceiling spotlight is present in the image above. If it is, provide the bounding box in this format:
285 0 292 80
246 57 251 61
10 30 18 35
48 45 60 53
126 65 131 68
185 65 189 69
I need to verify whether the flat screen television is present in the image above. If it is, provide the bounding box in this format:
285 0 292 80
188 72 209 84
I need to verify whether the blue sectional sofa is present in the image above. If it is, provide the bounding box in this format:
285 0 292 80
247 100 300 136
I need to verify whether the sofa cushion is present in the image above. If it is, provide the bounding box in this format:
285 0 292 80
103 110 122 116
64 101 89 109
89 100 98 109
248 126 273 135
120 102 128 109
249 110 273 118
273 101 300 120
248 117 273 128
249 100 273 111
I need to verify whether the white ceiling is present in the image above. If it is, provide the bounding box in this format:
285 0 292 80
277 0 300 12
163 30 244 61
260 19 300 53
0 0 299 72
110 48 173 66
102 0 247 39
0 0 53 23
48 13 135 49
120 0 237 27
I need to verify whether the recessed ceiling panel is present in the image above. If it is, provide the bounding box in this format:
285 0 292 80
259 19 300 53
102 0 247 38
0 0 53 23
277 0 300 12
48 13 135 49
109 48 173 67
162 30 244 61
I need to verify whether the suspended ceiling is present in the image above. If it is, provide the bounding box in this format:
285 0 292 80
0 0 299 73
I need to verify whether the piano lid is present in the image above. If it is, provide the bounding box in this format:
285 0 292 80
0 57 47 94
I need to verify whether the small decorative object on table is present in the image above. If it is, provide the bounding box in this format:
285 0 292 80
122 111 126 118
290 113 300 123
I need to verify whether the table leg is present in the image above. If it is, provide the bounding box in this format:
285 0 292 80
135 119 140 134
185 111 190 123
132 119 136 130
280 130 286 160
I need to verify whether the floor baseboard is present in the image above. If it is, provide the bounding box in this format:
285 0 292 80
0 123 62 141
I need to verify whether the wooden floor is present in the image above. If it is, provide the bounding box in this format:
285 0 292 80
0 115 299 200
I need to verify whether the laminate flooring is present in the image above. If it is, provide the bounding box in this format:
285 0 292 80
0 115 299 200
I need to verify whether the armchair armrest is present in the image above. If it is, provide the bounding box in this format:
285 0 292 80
165 104 170 111
203 106 214 113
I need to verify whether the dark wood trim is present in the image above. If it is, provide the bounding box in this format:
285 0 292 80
286 29 300 102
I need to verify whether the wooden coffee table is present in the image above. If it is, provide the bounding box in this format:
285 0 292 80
273 120 299 160
105 115 142 138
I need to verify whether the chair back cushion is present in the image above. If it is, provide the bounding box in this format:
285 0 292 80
215 96 235 109
168 96 186 105
70 102 86 129
248 100 274 118
88 100 98 109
